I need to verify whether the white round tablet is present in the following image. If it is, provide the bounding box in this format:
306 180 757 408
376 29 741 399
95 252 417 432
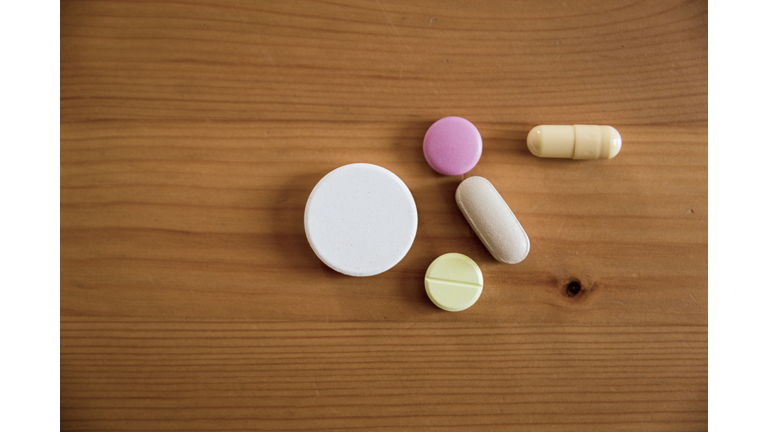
304 163 418 277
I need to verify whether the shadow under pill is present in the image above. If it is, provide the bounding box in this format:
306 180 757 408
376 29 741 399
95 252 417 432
267 171 330 272
388 119 447 178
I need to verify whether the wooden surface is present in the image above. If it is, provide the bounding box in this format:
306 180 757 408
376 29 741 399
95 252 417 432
61 1 708 430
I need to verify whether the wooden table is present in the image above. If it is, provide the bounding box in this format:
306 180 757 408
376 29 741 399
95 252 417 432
61 1 708 430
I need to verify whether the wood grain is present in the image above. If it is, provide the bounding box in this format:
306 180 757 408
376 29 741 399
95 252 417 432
61 0 708 430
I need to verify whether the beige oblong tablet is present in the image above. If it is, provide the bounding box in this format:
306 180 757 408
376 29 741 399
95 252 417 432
455 176 529 264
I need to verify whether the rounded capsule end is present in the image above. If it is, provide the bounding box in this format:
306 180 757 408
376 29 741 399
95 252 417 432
526 126 545 157
604 126 622 159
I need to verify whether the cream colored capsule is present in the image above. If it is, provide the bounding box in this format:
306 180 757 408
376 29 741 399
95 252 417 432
527 125 622 159
455 176 529 264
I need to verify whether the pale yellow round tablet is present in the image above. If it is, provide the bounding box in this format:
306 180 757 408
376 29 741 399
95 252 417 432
424 253 483 312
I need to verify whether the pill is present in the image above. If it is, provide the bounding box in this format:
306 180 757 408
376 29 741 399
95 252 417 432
424 253 483 312
423 116 482 176
455 176 529 264
304 163 418 277
526 125 622 159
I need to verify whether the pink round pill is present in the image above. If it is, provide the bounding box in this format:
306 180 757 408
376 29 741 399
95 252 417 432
423 116 482 176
